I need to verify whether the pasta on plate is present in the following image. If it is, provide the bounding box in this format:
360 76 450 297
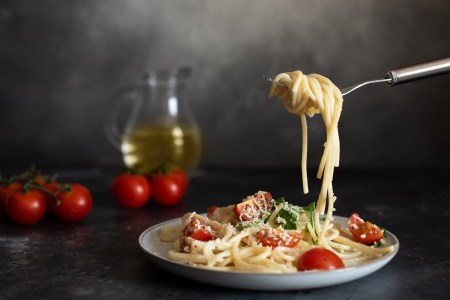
159 70 395 273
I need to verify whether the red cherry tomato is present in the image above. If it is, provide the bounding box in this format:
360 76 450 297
168 169 188 193
257 228 302 248
348 213 384 245
0 182 23 216
42 183 61 217
6 189 46 224
43 181 61 194
183 217 213 241
233 191 273 221
150 174 185 206
34 174 52 186
72 183 91 197
112 173 151 209
52 184 92 222
297 248 345 271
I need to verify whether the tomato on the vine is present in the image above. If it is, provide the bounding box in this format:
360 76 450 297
111 166 188 208
112 173 151 208
168 169 188 193
5 189 47 224
71 183 91 197
34 174 52 187
150 173 185 206
34 177 61 217
297 248 345 271
51 184 93 222
148 168 188 206
0 182 23 215
1 167 94 224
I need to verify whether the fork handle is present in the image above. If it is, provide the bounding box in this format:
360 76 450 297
386 57 450 85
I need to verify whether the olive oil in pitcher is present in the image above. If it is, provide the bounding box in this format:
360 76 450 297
121 124 202 172
106 67 202 173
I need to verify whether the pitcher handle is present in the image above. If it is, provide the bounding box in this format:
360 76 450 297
104 86 139 151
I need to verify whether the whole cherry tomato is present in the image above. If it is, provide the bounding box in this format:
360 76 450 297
168 169 188 193
71 183 91 199
150 173 185 206
6 189 46 224
34 174 52 187
297 248 345 271
42 182 61 217
112 173 151 209
51 184 93 222
0 182 23 216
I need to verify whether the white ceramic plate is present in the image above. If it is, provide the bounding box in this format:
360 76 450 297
138 215 399 291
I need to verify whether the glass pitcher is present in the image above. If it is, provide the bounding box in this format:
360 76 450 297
106 67 202 173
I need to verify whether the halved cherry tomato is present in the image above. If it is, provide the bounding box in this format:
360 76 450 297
348 213 384 245
257 228 301 248
297 248 345 271
183 217 214 241
6 189 46 224
233 191 273 221
207 205 219 218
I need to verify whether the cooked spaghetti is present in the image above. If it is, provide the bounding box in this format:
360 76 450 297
159 70 395 273
269 70 342 216
160 192 395 273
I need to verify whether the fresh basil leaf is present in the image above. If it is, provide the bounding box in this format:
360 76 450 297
273 201 301 230
304 202 316 229
235 223 244 232
275 197 286 205
300 202 317 243
277 209 297 229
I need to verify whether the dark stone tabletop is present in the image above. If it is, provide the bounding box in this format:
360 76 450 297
1 167 449 300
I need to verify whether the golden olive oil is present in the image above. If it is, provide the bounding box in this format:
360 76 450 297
121 124 202 173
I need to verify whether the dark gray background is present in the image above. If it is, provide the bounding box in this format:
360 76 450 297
1 0 449 170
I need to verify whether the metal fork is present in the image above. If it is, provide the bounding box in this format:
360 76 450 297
264 57 450 96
